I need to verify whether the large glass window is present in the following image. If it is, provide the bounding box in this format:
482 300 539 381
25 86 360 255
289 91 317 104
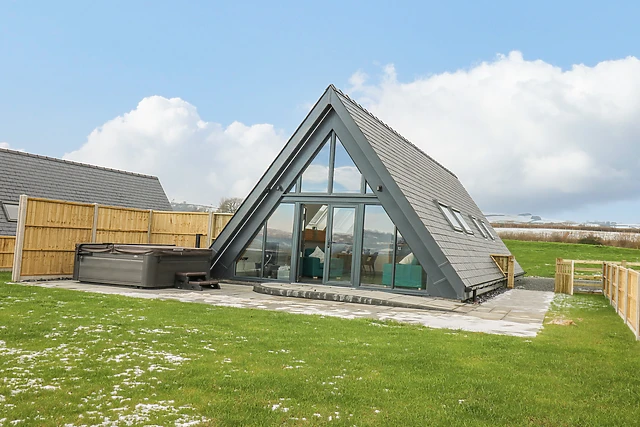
332 137 362 193
263 204 295 280
362 205 395 287
300 136 331 193
327 207 356 282
300 204 328 281
297 132 369 194
393 231 427 290
235 203 296 280
235 227 264 277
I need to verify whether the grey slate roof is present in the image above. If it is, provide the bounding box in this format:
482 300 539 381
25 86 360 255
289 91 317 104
333 88 524 287
0 148 172 236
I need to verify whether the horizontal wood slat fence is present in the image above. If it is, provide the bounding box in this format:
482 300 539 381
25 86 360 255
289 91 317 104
554 259 640 295
603 262 640 340
10 195 232 281
0 236 15 271
555 258 640 340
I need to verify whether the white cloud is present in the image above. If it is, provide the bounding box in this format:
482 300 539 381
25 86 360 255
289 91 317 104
64 53 640 219
347 52 640 215
64 96 285 206
0 142 25 152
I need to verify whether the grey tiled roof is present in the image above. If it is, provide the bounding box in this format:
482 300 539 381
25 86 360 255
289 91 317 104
0 148 172 236
333 89 524 287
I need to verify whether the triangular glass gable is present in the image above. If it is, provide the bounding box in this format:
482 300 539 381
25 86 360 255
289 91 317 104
332 137 362 193
300 136 331 193
235 227 264 278
365 182 374 194
393 230 427 290
360 205 426 290
235 202 296 281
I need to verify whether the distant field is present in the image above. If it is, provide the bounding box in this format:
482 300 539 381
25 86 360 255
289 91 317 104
503 240 640 277
496 227 640 249
497 227 640 240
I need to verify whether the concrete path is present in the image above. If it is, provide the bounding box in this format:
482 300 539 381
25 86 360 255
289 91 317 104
22 281 555 338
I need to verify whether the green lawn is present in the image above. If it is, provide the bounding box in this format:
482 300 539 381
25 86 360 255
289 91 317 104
1 272 640 425
504 239 640 278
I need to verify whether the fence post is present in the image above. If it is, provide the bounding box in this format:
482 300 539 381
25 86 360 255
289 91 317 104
91 203 99 243
636 271 640 341
615 265 620 313
206 211 214 248
147 210 154 244
624 267 630 325
609 263 614 301
569 260 575 296
11 195 28 282
507 255 515 289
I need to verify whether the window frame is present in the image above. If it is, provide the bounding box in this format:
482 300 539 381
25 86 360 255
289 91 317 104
451 208 474 235
297 131 368 196
331 135 363 194
436 202 463 232
480 220 495 240
470 215 487 238
1 202 19 222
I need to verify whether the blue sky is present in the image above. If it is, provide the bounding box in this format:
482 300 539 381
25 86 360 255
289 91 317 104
2 1 640 223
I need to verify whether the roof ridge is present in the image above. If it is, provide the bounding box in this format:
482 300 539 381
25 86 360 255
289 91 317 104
0 147 160 180
331 86 457 178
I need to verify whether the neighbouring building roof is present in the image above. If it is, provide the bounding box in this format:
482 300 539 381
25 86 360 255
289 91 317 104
0 148 172 235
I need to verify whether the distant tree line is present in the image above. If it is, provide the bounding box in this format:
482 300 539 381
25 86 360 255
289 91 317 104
216 197 243 214
170 197 244 214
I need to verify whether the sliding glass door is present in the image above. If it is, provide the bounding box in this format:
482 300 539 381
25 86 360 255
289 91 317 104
325 206 356 284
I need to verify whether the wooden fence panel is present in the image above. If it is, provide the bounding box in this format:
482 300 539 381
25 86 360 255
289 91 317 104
490 254 515 288
618 266 625 313
11 196 236 280
627 271 638 328
212 213 232 239
20 198 94 278
0 236 15 270
96 206 150 244
150 211 209 248
603 262 640 340
554 258 573 295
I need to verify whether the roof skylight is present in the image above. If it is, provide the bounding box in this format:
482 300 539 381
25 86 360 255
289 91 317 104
437 202 463 232
452 209 474 235
1 202 18 222
470 216 487 238
480 220 495 240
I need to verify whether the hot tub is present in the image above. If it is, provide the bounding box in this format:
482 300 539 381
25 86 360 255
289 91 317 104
73 243 212 288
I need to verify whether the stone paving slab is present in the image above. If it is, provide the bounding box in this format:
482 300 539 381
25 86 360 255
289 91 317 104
16 280 555 338
255 282 468 312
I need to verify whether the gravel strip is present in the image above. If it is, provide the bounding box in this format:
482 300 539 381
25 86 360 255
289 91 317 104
514 277 555 292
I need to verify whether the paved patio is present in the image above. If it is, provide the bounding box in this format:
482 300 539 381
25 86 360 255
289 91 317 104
23 281 555 338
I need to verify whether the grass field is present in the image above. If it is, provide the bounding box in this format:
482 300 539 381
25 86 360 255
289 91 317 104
503 239 640 278
1 272 640 425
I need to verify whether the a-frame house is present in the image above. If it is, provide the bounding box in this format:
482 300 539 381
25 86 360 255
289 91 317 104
210 85 523 300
